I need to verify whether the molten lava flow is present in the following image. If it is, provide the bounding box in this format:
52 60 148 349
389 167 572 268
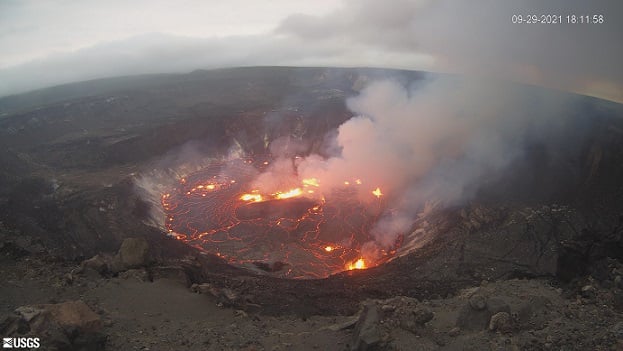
197 184 216 190
274 188 303 199
347 258 366 270
162 157 402 279
372 187 383 198
302 178 320 187
240 193 263 202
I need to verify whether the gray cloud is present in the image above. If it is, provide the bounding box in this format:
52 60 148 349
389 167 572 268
1 0 621 102
277 0 623 102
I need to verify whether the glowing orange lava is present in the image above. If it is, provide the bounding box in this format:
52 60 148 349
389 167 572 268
240 193 263 202
162 157 403 279
274 188 303 199
302 178 320 187
372 187 383 198
347 258 366 270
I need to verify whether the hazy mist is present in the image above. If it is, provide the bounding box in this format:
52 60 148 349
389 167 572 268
1 0 621 102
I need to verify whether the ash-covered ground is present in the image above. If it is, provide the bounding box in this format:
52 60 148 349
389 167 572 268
1 67 623 350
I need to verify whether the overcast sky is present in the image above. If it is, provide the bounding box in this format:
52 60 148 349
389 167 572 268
1 0 621 102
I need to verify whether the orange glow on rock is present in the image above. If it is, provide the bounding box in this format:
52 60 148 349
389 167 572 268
324 246 334 252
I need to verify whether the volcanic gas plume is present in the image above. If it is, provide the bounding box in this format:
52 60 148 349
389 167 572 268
146 77 573 278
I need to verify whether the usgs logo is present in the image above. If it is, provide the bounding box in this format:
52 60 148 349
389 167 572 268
2 338 40 349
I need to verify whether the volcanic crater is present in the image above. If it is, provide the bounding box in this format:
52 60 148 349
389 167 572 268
1 66 623 320
161 156 399 279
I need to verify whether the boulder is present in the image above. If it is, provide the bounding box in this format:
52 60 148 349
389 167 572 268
580 285 596 299
114 237 149 271
469 294 487 311
400 306 434 334
5 301 105 350
457 296 510 331
80 254 109 275
413 308 434 325
352 302 382 351
29 301 102 333
488 312 512 333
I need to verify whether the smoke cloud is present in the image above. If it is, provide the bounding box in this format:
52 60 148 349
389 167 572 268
250 76 573 253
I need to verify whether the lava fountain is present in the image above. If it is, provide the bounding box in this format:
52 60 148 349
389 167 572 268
161 156 402 279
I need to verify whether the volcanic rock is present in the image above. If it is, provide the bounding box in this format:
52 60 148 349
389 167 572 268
399 305 434 335
413 308 434 325
81 254 109 275
468 294 487 310
457 296 510 331
192 283 217 295
352 302 382 351
6 301 105 350
194 282 242 307
328 316 359 332
14 306 42 322
31 301 102 333
581 285 596 299
0 315 29 336
114 237 150 270
488 312 512 333
219 288 240 307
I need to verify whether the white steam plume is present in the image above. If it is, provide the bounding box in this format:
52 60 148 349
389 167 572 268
256 76 572 252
